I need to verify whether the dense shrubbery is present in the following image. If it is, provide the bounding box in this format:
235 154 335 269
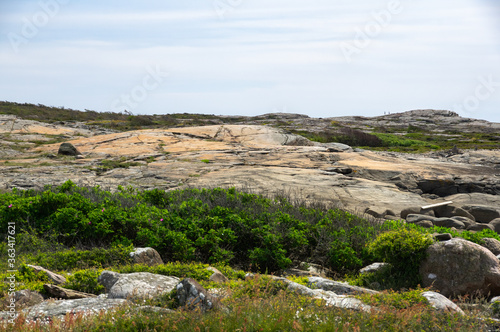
0 181 384 274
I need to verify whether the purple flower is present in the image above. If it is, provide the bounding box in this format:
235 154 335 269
88 222 92 225
8 204 12 208
160 219 164 222
101 208 105 212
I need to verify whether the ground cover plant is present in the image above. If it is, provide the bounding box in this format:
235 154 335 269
2 183 500 330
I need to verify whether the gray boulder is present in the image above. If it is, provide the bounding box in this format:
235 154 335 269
451 216 476 229
57 142 81 156
176 278 220 312
98 271 179 300
462 205 500 223
432 218 465 229
11 290 44 308
364 206 396 219
23 296 127 321
401 207 435 219
406 214 437 223
467 224 495 232
308 277 378 295
359 262 391 275
420 238 500 297
415 220 434 228
433 204 475 221
129 247 164 266
481 238 500 256
421 291 464 315
489 218 500 234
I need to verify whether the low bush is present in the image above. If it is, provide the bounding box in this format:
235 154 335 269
366 228 434 289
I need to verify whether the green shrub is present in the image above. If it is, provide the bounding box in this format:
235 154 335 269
63 268 105 295
30 244 134 271
367 228 434 289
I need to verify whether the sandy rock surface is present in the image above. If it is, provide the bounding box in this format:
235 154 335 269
0 117 498 216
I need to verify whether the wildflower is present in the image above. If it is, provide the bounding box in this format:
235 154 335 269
160 218 164 222
88 222 92 225
8 204 12 208
101 208 105 212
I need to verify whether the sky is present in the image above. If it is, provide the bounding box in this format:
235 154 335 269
1 0 499 122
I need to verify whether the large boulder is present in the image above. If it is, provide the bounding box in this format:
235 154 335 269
433 204 475 221
57 142 81 156
129 247 164 266
432 218 465 229
481 238 500 256
98 271 179 300
490 218 500 234
420 238 500 297
462 205 500 223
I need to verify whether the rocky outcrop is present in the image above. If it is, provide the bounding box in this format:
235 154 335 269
27 265 66 285
98 271 179 300
22 295 127 322
43 284 97 300
421 291 464 315
176 278 220 312
129 247 164 266
420 238 500 297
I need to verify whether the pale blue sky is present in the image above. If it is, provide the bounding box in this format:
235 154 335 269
1 0 499 122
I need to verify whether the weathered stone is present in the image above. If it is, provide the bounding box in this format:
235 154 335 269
421 291 464 315
323 142 352 152
401 207 435 219
433 204 475 221
11 290 44 308
129 247 164 266
22 296 128 321
451 216 476 229
432 218 465 229
365 206 396 219
43 284 97 300
406 214 437 223
467 224 495 232
206 267 229 283
490 218 500 234
415 220 434 228
27 265 66 285
308 277 378 295
462 205 500 223
58 142 81 156
433 233 453 241
481 238 500 256
359 262 391 275
420 238 500 297
176 278 220 312
98 271 179 300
